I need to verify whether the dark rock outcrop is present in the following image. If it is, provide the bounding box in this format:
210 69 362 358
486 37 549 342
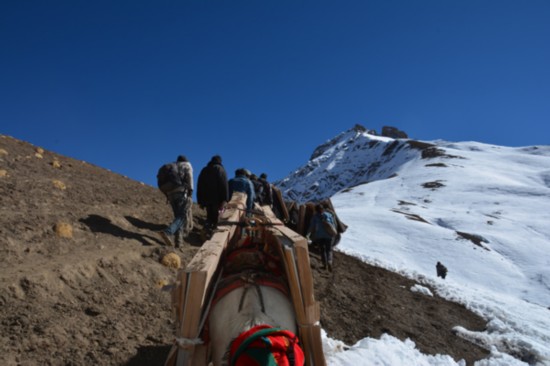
381 126 408 139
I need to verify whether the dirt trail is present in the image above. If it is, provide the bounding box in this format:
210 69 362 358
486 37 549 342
0 134 488 365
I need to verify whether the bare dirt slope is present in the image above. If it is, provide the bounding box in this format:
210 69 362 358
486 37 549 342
0 134 488 365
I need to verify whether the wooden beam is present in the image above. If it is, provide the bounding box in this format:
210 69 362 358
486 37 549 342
261 204 325 366
298 204 306 236
272 186 290 222
171 192 247 366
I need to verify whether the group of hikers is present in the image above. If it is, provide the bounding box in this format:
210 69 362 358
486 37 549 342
156 155 274 247
156 155 340 272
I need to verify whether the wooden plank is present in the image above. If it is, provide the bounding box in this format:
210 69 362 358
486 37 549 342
262 204 326 366
175 270 207 366
186 230 229 280
171 192 248 366
281 244 313 366
187 193 245 273
183 191 246 311
279 225 307 244
271 186 289 223
298 204 306 236
190 344 208 366
175 271 192 366
309 325 326 366
301 303 325 365
262 206 305 242
164 345 178 366
175 270 188 332
180 271 207 336
295 243 316 309
225 191 247 211
313 328 326 366
282 245 306 321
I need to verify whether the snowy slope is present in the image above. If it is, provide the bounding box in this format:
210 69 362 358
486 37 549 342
278 126 550 365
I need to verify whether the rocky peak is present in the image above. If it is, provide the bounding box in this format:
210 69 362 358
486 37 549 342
277 127 420 202
381 126 408 139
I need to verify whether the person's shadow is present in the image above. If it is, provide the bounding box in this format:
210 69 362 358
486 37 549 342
124 345 171 366
79 215 163 246
125 216 165 232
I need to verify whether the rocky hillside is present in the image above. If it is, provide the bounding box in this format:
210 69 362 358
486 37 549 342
0 134 489 365
0 134 198 365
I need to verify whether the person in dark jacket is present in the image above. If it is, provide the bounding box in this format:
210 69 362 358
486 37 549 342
258 173 273 207
197 155 229 231
307 204 337 271
228 168 255 212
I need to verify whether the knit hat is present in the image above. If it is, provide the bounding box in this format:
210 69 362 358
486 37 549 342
229 325 305 366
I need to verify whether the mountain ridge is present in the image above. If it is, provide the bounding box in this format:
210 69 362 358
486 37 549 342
277 125 550 205
277 125 450 202
0 132 507 365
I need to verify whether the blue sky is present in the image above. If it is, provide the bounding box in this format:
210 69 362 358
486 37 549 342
1 0 549 188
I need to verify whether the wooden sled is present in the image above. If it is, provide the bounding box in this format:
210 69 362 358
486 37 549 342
165 192 326 366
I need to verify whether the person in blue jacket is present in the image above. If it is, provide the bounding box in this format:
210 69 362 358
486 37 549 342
307 203 337 271
228 168 256 213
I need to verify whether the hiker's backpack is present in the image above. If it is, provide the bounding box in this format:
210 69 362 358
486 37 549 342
157 163 182 195
322 214 338 237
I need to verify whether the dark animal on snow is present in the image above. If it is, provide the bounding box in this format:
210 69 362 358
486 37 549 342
436 261 448 279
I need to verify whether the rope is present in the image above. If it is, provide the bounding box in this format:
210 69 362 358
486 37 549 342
236 274 266 314
238 285 250 312
254 283 266 313
175 337 203 349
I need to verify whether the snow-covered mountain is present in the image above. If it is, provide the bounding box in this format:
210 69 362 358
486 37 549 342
278 124 447 202
278 125 550 365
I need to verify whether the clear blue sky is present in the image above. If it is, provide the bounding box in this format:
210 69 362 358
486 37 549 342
2 1 549 188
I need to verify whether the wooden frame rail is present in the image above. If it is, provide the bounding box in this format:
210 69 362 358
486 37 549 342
262 206 326 366
165 192 247 366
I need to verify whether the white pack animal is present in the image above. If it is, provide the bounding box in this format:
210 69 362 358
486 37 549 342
208 282 299 366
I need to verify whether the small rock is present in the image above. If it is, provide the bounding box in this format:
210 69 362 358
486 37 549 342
52 179 66 190
54 222 73 238
161 252 181 269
